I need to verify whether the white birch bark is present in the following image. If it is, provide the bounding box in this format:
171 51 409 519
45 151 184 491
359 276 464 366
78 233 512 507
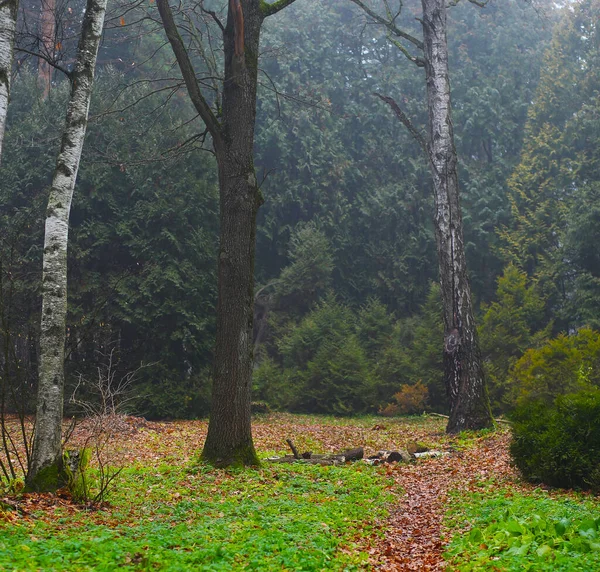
0 0 18 164
28 0 108 488
421 0 492 432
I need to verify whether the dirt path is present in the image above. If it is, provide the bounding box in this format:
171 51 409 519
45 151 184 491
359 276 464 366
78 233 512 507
372 432 515 571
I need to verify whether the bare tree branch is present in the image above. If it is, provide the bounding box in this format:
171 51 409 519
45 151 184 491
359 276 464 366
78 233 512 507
387 35 425 67
374 92 428 158
200 5 224 32
157 0 223 148
349 0 423 50
14 46 72 78
262 0 299 18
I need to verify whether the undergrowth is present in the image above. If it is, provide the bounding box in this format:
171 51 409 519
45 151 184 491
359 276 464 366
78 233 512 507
445 483 600 571
0 461 393 571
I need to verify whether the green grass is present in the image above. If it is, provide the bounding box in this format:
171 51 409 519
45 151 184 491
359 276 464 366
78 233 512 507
445 483 600 571
0 462 393 571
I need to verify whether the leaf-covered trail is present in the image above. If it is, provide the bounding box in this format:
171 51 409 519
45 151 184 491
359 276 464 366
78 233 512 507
371 431 514 571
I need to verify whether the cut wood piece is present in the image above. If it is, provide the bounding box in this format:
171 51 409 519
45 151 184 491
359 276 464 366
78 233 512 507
385 451 404 463
396 449 415 463
286 439 300 459
339 447 364 461
406 441 429 454
266 444 365 466
413 451 450 458
373 449 415 463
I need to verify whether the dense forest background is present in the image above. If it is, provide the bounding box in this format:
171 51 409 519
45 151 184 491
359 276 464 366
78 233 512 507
2 0 600 419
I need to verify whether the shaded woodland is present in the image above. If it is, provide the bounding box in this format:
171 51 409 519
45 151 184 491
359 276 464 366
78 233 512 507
1 0 599 429
2 2 600 568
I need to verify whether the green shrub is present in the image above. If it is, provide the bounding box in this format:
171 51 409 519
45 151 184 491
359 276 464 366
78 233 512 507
276 295 379 415
292 334 378 415
252 357 294 411
135 365 212 419
509 328 600 405
375 284 446 411
510 389 600 490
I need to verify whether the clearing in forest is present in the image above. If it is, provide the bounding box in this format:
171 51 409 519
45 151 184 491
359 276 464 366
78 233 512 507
1 414 599 570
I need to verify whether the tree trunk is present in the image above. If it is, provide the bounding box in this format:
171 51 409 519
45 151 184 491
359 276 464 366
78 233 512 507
38 0 57 99
421 0 493 433
27 0 108 490
158 0 298 466
201 0 264 466
0 0 18 164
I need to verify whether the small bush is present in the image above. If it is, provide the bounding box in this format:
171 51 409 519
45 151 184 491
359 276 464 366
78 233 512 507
510 389 600 490
379 402 400 417
380 382 429 416
394 381 429 414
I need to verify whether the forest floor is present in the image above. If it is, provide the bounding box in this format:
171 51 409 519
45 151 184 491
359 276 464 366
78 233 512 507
1 414 599 570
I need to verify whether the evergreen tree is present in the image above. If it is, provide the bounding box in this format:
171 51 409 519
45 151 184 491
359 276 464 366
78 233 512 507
500 0 600 327
479 264 549 412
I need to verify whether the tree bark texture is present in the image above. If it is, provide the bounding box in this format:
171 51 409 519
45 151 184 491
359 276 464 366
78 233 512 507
158 0 284 465
421 0 493 433
0 0 18 164
201 0 265 466
27 0 108 490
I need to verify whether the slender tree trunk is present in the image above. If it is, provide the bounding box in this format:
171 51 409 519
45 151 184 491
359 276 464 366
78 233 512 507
0 0 18 164
201 1 263 466
27 0 108 490
421 0 492 433
38 0 57 98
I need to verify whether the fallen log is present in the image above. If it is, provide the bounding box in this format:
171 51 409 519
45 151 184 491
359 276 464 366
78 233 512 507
365 449 416 465
267 445 364 466
339 447 364 461
266 455 344 466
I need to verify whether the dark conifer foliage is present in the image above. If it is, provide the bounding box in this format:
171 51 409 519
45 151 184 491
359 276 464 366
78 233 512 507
12 0 600 424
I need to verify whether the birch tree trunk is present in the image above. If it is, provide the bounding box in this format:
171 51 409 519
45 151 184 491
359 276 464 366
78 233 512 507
0 0 18 164
421 0 493 432
27 0 108 490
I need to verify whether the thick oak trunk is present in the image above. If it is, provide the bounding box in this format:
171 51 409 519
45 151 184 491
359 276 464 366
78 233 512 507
201 155 261 466
421 0 492 433
158 0 297 466
200 0 264 466
0 0 18 163
27 0 108 490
